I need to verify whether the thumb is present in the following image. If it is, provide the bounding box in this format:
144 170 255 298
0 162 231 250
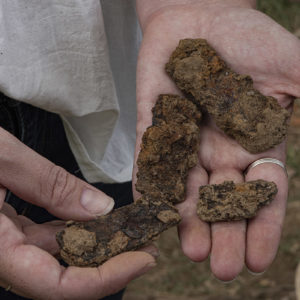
59 250 157 299
0 128 114 220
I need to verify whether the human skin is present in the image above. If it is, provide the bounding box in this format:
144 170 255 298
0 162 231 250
0 128 157 299
135 0 300 281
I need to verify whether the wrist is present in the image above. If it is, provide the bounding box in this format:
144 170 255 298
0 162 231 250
137 0 256 31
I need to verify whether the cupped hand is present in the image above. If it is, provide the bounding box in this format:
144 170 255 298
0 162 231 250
0 128 156 299
135 0 300 281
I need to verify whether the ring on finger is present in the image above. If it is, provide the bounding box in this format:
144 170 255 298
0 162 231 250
244 158 288 177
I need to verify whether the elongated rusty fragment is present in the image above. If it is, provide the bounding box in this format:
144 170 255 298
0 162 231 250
57 197 180 267
136 94 201 204
166 39 289 153
197 180 277 222
57 94 201 267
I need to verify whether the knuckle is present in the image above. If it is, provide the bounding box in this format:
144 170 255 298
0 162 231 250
41 165 76 210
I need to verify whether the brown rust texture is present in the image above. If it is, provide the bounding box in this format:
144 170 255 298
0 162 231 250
197 180 278 222
57 197 181 267
166 39 289 153
136 94 201 204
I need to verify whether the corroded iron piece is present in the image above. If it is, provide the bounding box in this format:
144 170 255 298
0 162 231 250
136 94 201 204
57 197 181 267
166 39 289 153
197 180 278 222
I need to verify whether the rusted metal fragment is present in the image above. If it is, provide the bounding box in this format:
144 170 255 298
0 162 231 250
56 197 181 267
57 94 200 267
166 39 289 153
136 94 201 204
197 180 277 222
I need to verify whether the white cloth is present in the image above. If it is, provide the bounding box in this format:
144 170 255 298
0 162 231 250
0 0 141 183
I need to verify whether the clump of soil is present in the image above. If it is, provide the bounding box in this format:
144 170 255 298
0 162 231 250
166 38 290 153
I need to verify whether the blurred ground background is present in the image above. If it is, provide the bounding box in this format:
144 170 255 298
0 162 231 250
124 1 300 299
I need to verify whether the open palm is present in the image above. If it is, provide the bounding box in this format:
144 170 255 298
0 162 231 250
135 1 300 281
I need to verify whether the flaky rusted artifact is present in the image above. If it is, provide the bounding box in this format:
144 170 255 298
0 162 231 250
136 94 201 204
197 180 277 222
57 94 201 266
166 39 289 153
57 197 181 267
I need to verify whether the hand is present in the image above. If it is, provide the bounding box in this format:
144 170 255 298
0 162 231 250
0 128 156 299
135 0 300 281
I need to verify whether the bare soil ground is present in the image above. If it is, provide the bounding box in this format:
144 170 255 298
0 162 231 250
124 1 300 299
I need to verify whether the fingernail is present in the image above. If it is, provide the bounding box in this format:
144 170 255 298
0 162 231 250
146 262 157 270
141 245 160 258
211 272 237 284
80 189 114 216
247 268 266 276
216 277 237 284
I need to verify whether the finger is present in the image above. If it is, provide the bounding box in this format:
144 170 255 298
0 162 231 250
0 185 6 210
139 244 160 258
1 202 64 252
209 168 246 281
1 202 18 218
13 214 35 226
177 164 210 262
0 214 156 299
1 203 34 232
245 162 288 273
0 128 114 221
59 252 156 300
23 221 66 255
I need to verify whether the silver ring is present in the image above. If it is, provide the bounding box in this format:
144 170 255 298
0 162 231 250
245 158 288 177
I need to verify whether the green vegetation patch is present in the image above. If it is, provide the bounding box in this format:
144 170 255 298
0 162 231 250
257 0 300 32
